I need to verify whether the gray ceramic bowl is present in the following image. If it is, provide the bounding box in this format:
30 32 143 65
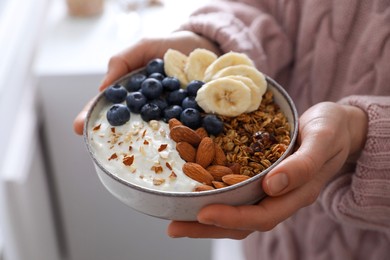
84 70 298 221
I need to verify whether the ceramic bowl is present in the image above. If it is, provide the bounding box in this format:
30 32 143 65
84 71 298 221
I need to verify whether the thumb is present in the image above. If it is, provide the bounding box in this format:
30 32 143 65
262 130 339 196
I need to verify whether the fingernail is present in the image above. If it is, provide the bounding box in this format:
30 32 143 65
198 214 215 225
198 218 215 226
168 233 179 238
266 173 288 195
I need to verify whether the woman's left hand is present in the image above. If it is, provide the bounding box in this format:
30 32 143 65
167 102 368 239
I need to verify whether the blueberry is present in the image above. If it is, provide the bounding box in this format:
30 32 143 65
126 92 147 113
149 97 168 111
166 88 187 105
163 105 183 122
140 103 162 122
140 78 163 99
126 73 147 92
186 80 204 96
104 84 128 103
180 108 202 129
106 104 130 126
146 58 165 76
203 114 224 136
182 96 200 110
162 76 181 92
148 72 165 81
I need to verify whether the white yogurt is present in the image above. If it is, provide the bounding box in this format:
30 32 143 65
88 104 201 192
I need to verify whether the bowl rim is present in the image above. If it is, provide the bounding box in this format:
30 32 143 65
83 71 299 198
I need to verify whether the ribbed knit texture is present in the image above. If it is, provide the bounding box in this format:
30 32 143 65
180 0 390 259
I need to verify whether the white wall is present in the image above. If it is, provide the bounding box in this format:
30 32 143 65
0 0 48 154
0 0 60 259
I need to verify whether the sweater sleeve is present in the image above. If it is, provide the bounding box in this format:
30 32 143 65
321 95 390 233
178 0 299 80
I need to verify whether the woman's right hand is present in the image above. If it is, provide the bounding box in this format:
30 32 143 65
73 31 221 135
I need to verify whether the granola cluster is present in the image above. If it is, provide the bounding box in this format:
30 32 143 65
213 90 291 177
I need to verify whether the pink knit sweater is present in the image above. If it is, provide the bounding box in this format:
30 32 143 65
180 0 390 259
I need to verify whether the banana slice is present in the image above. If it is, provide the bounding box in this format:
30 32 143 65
184 48 218 82
224 75 262 112
163 49 189 86
212 65 267 96
203 52 255 82
195 77 252 117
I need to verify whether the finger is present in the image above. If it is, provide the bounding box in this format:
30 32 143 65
73 95 98 135
99 55 131 91
99 44 158 91
99 51 141 91
197 181 322 232
167 221 251 240
263 122 342 196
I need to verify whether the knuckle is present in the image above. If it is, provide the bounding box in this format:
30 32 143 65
232 231 252 240
138 36 154 46
257 218 278 232
298 152 317 181
302 186 320 206
108 55 123 67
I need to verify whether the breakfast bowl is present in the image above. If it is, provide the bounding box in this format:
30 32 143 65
84 50 298 221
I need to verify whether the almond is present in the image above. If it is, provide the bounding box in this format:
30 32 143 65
170 125 201 146
176 142 196 162
182 162 214 185
194 185 215 192
168 118 182 130
222 174 251 186
206 165 233 181
212 181 228 189
195 127 209 139
213 143 227 166
196 137 215 168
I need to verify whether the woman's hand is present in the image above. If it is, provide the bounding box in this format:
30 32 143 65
73 31 221 135
168 102 368 239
